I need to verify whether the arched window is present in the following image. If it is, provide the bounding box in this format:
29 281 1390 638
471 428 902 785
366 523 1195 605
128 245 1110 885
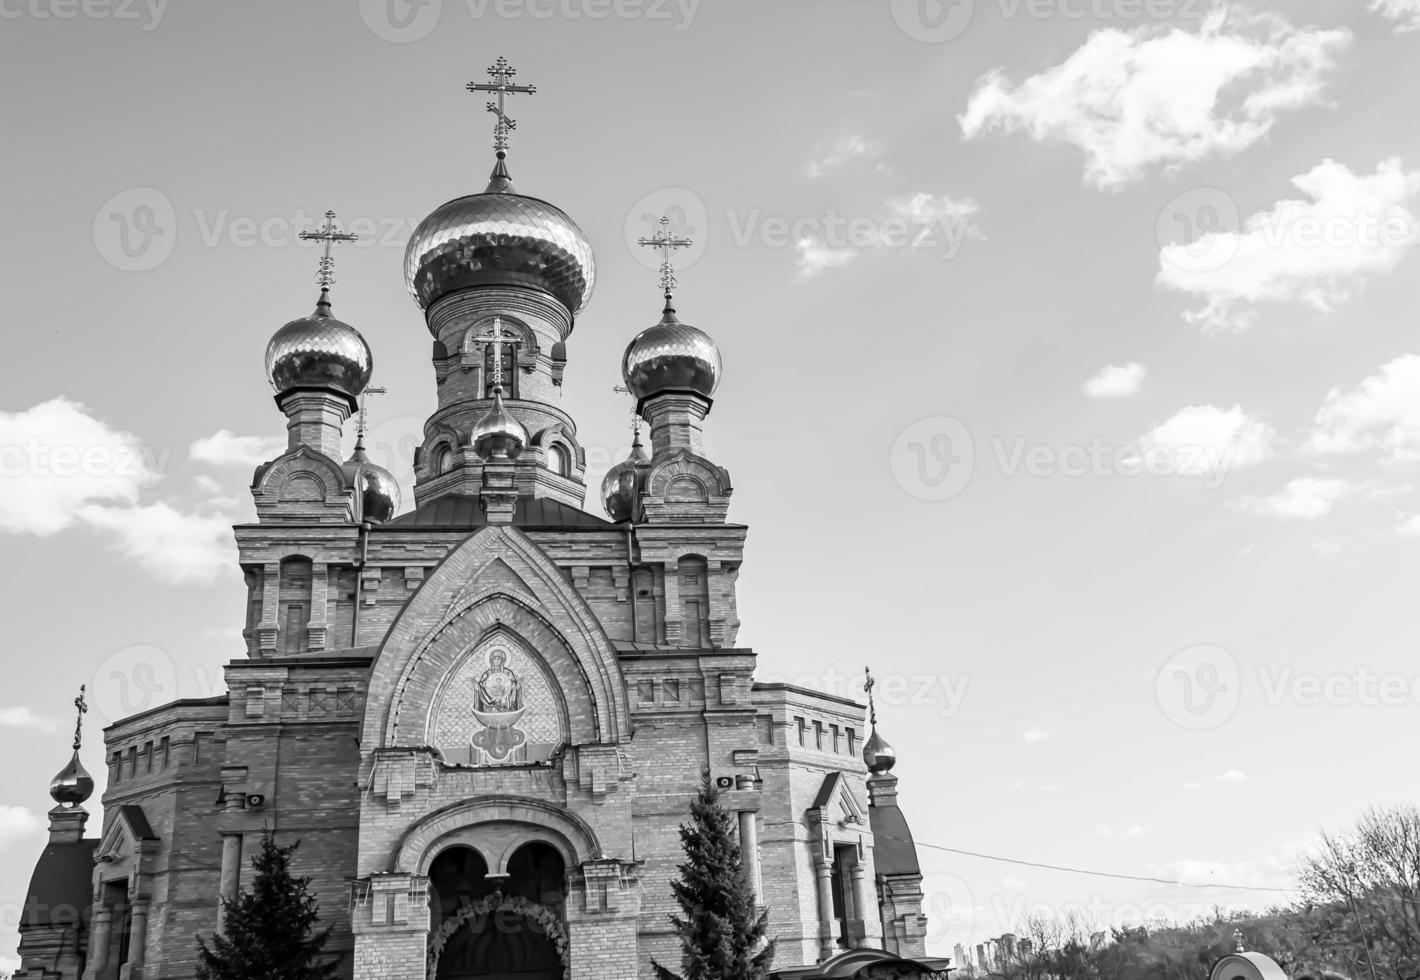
546 444 570 477
433 445 454 475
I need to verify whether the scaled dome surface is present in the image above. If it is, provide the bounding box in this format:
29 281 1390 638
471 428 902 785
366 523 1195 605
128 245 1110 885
621 305 722 401
404 161 596 319
265 291 373 399
343 442 401 524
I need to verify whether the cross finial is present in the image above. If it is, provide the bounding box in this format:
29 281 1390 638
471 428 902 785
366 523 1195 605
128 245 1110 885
71 685 88 752
637 216 695 301
473 318 520 393
467 57 537 154
298 210 359 289
1233 929 1245 953
612 384 641 439
863 667 878 728
356 386 388 441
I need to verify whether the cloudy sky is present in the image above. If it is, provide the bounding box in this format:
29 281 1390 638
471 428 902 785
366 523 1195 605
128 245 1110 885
4 0 1420 965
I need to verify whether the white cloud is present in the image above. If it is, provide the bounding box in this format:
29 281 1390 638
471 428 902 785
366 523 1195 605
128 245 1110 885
1139 405 1275 479
77 502 235 585
1181 769 1249 791
1084 362 1147 398
1372 0 1420 32
792 192 980 280
190 429 285 468
0 398 163 535
0 806 41 851
795 236 861 279
958 11 1349 189
1097 824 1149 839
806 136 887 178
1307 354 1420 459
0 707 60 733
1159 159 1420 332
1398 514 1420 537
1021 726 1050 743
1231 477 1358 520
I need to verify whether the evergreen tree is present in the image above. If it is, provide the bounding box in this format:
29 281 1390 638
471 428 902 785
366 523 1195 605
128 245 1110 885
196 831 341 980
653 771 775 980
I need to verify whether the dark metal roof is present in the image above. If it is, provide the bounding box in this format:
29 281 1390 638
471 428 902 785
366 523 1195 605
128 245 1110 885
382 494 613 530
771 948 951 979
21 839 97 930
870 798 922 877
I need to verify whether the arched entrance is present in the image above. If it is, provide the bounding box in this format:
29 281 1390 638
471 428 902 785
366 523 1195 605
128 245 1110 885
427 842 568 980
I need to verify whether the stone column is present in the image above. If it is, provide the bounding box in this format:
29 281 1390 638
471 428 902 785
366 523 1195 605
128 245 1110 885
217 834 242 933
306 562 328 651
258 563 280 654
813 858 835 961
734 776 763 904
85 906 112 980
850 860 874 949
126 899 150 976
662 560 682 646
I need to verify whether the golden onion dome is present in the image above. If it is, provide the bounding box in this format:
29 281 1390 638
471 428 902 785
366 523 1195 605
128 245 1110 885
601 430 651 522
471 387 528 460
265 289 373 399
49 750 94 807
342 436 401 524
622 299 722 402
863 727 897 774
404 153 596 319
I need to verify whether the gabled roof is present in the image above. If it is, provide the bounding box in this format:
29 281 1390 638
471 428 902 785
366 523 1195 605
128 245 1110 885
382 494 613 530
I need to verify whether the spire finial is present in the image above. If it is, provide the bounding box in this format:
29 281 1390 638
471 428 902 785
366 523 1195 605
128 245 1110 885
356 385 388 442
1233 929 1245 954
467 57 537 157
864 666 878 728
299 210 359 293
637 215 694 306
612 383 642 441
71 684 87 752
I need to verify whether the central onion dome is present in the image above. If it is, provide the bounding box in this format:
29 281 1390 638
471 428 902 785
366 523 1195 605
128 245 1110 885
342 436 401 524
265 289 373 400
471 387 528 460
404 153 596 318
601 429 651 522
622 298 722 402
49 750 94 807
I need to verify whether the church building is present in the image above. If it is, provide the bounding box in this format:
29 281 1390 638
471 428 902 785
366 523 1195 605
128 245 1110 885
17 60 944 980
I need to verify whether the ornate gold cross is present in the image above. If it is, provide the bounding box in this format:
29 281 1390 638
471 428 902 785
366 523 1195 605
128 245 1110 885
637 215 694 298
298 210 359 289
467 57 536 153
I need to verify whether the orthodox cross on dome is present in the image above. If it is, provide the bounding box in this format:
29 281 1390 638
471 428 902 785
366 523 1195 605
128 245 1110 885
637 215 694 299
298 210 359 289
356 385 388 440
473 318 520 392
467 57 536 153
71 685 87 752
612 384 641 438
1233 929 1246 953
863 666 878 728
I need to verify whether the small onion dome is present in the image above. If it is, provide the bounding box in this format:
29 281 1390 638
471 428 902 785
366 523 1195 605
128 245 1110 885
863 727 897 774
265 288 373 399
471 387 528 460
404 152 596 318
621 298 722 402
342 436 401 524
601 430 651 522
49 750 94 807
